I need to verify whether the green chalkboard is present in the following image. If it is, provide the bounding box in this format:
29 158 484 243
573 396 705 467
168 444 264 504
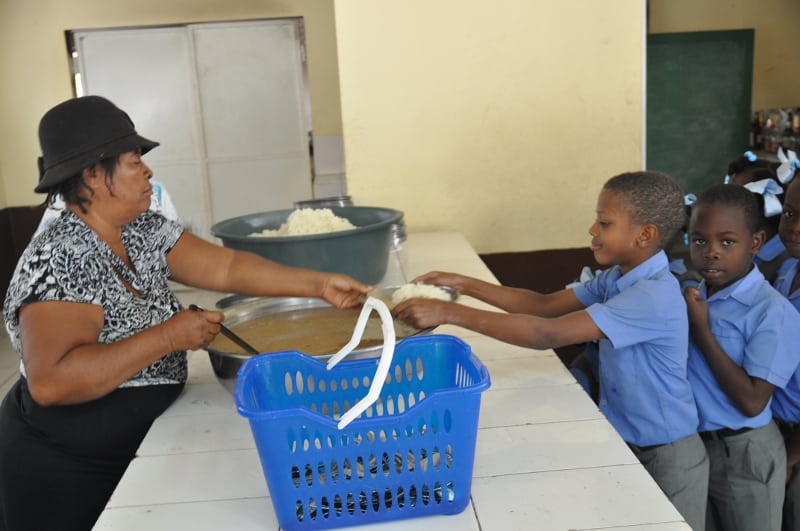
647 29 754 196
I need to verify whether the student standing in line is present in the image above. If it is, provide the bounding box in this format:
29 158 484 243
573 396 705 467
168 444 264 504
684 184 800 531
394 171 709 530
769 176 800 531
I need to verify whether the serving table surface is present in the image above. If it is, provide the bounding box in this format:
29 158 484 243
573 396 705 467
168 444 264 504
94 231 690 530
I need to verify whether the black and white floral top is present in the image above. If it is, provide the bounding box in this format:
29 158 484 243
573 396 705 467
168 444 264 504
3 209 186 387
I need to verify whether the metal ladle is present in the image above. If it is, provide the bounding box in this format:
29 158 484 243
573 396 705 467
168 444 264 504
189 303 260 355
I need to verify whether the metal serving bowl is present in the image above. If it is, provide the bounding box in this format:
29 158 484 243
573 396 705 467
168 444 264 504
205 286 457 393
209 206 403 284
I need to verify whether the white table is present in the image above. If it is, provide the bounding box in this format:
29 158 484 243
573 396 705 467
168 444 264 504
94 232 691 530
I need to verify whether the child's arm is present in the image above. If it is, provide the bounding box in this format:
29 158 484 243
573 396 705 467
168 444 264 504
411 271 586 317
785 429 800 484
392 298 602 350
684 287 775 416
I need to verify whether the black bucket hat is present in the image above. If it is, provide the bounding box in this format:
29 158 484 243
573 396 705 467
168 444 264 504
35 95 159 193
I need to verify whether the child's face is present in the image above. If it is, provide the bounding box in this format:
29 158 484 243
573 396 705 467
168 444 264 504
688 202 764 295
589 189 645 273
779 179 800 258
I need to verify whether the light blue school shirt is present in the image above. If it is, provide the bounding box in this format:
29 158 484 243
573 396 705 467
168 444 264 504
573 251 698 446
754 234 786 264
688 265 800 431
770 258 800 422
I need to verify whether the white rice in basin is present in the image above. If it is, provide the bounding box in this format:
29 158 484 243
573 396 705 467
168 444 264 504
252 208 356 237
391 283 452 306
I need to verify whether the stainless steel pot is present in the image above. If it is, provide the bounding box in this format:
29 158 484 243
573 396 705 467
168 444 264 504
204 291 449 393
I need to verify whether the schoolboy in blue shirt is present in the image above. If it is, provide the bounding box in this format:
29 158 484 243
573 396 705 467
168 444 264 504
394 171 708 530
769 175 800 531
684 184 800 531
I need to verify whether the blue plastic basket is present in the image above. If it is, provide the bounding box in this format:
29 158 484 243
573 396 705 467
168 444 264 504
235 334 490 530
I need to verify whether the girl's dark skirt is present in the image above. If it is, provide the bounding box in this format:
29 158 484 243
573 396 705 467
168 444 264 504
0 377 183 531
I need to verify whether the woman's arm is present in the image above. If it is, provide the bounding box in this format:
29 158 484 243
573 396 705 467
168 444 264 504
684 287 774 416
392 298 603 350
411 271 586 317
166 231 370 307
19 301 223 406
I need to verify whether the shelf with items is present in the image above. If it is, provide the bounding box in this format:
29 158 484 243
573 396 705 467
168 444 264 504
751 107 799 154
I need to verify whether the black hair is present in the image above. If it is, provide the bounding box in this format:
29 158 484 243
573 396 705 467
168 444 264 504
602 171 686 249
727 153 774 178
693 183 760 234
45 156 119 214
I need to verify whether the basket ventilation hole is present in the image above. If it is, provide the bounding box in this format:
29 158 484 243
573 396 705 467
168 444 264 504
431 411 439 434
291 465 300 488
397 394 406 413
340 378 349 390
356 456 366 479
418 418 427 435
319 379 327 392
407 393 416 408
317 461 328 485
346 493 355 515
407 450 416 472
404 358 414 381
307 375 315 393
379 429 388 443
362 375 370 388
386 395 395 415
371 490 380 512
358 491 368 514
422 484 430 505
446 480 455 501
284 372 293 396
444 408 453 432
381 452 390 476
409 485 418 507
394 364 402 383
394 451 404 473
353 432 363 445
433 482 443 503
327 435 335 449
304 464 313 486
446 444 454 468
351 376 360 389
314 435 322 450
288 431 297 454
330 460 339 481
302 438 310 452
416 357 425 380
308 498 317 519
343 458 352 480
405 425 414 438
330 379 338 391
432 447 441 471
321 403 329 416
333 494 343 516
295 371 304 394
420 448 428 472
396 486 406 508
321 496 330 518
295 500 304 521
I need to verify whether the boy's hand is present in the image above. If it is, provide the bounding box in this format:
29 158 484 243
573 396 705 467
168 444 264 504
392 298 452 330
411 271 468 294
683 286 710 331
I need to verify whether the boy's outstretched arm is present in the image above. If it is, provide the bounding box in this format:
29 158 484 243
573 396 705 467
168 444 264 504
392 298 603 350
684 287 775 417
412 271 586 317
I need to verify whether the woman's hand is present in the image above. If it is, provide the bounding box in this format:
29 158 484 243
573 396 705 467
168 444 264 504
319 274 372 308
159 308 224 352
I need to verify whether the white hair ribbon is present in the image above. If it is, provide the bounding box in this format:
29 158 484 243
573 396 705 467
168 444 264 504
744 178 783 217
776 147 799 184
684 193 696 205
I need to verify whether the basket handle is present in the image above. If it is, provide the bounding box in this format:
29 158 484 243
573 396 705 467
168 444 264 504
326 296 396 429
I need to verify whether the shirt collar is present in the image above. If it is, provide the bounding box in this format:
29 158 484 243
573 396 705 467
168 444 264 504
756 234 786 262
700 264 765 304
614 251 669 292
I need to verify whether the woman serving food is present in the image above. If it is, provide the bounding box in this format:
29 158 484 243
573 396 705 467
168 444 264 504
0 95 371 531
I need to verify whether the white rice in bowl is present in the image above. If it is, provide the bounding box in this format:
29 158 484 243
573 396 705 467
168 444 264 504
252 208 356 237
391 283 452 306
